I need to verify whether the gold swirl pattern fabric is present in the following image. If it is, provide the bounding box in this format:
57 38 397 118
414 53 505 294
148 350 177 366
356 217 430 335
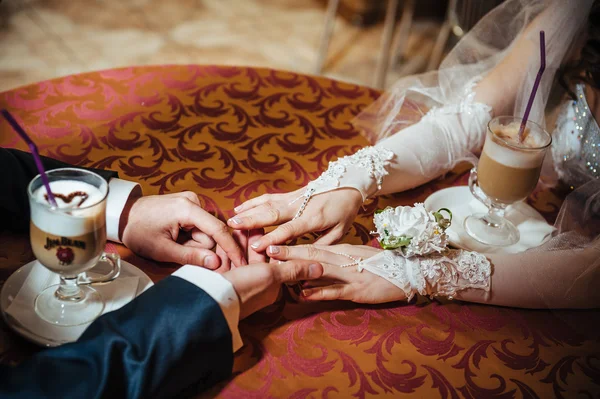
0 66 598 398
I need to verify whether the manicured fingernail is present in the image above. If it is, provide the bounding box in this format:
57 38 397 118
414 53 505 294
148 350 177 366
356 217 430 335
234 205 243 212
205 255 217 269
301 288 314 297
229 217 242 225
268 245 280 254
308 264 321 278
251 240 261 249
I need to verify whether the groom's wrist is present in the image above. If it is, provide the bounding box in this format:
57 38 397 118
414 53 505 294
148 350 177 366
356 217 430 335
106 178 142 243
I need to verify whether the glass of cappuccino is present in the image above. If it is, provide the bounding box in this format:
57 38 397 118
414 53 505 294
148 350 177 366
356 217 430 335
464 116 552 246
28 168 121 326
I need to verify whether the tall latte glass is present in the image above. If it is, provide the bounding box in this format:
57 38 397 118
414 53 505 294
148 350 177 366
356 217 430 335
28 168 121 326
464 116 551 246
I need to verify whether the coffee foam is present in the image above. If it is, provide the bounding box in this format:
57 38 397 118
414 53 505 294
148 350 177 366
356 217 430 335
493 122 544 148
31 180 106 236
484 123 547 169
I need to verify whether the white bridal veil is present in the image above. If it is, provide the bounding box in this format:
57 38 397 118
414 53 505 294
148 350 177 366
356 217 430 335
356 0 593 141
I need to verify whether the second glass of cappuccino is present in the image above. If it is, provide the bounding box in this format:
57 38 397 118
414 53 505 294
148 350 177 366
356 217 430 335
464 116 552 246
28 168 121 326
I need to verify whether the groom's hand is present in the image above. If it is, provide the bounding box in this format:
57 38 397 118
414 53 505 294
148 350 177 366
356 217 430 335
223 260 324 319
121 192 245 268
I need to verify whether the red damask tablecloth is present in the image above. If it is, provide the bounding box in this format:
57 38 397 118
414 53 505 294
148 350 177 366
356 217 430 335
0 65 598 398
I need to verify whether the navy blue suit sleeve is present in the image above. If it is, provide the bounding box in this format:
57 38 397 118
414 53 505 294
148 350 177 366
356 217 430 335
0 276 234 398
0 147 118 233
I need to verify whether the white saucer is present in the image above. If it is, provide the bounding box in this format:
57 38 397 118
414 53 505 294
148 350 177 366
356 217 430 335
0 259 153 347
424 186 554 254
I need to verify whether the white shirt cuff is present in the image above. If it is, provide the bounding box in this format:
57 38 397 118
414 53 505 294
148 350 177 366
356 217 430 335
172 265 243 352
106 178 140 243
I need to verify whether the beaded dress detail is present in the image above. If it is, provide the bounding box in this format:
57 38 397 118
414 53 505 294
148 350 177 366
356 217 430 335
553 84 600 188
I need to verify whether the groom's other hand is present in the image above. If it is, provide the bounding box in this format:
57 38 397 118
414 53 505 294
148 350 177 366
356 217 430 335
121 192 245 269
224 260 323 319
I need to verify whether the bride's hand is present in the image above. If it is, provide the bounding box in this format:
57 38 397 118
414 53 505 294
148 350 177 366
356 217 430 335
227 188 363 252
268 244 406 304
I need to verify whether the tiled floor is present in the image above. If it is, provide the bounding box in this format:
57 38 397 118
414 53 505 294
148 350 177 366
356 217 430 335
0 0 442 92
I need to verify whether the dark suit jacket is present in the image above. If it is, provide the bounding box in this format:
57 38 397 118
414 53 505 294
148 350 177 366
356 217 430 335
0 276 233 398
0 147 234 397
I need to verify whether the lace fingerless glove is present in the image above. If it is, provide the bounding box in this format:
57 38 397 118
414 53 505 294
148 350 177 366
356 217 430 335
300 146 395 203
358 249 492 301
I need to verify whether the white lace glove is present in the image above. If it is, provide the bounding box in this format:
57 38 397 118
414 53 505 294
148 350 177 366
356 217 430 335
302 146 395 203
297 79 492 205
358 249 492 301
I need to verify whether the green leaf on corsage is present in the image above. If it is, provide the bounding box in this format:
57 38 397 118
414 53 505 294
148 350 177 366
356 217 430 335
380 235 412 250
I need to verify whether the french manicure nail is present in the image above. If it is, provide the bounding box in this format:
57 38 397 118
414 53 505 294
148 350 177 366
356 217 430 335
250 240 261 249
234 205 243 212
268 245 280 254
205 255 217 269
230 217 242 225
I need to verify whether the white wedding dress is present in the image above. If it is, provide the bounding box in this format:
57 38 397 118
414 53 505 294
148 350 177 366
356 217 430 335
300 0 600 308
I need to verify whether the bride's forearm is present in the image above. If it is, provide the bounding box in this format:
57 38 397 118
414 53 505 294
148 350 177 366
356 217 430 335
306 108 488 201
372 101 491 196
373 120 468 195
456 245 600 309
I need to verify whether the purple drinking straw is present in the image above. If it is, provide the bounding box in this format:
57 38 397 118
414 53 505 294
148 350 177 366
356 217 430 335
1 109 58 207
518 31 546 142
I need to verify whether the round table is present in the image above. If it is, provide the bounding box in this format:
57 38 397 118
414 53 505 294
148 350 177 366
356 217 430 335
1 66 598 398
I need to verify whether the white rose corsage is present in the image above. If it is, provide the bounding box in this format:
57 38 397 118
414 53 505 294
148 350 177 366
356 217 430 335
372 203 452 257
